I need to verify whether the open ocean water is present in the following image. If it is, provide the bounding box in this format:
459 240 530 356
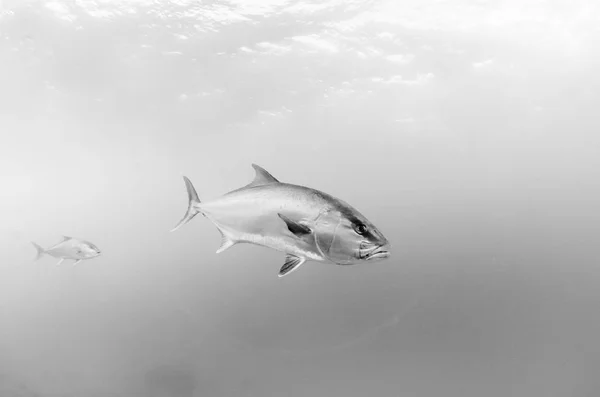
1 1 600 396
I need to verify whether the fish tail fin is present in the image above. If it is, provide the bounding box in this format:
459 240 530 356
31 241 45 261
170 176 202 232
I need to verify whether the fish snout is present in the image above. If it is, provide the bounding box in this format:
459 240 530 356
379 235 390 251
370 244 391 260
360 241 391 261
373 230 391 258
370 227 392 259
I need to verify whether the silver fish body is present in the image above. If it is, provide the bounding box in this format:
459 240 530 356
31 236 101 266
171 164 391 277
204 184 331 260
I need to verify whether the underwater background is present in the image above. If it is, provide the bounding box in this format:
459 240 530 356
1 0 600 396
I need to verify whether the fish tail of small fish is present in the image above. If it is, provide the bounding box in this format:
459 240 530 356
170 175 202 232
31 241 46 261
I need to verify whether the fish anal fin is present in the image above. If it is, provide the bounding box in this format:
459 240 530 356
247 164 280 188
279 254 306 277
216 231 236 254
278 213 311 237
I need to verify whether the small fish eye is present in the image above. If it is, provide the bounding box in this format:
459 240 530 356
354 223 368 235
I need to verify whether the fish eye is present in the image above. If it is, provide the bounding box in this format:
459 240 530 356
354 223 368 236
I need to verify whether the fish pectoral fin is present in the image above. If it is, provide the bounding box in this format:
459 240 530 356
278 213 312 237
216 231 236 254
278 255 306 278
55 258 64 266
72 259 82 266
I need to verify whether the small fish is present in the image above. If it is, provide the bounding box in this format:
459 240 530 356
31 236 101 266
171 164 391 277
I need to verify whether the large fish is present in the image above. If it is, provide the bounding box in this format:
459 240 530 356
31 236 101 266
171 164 391 277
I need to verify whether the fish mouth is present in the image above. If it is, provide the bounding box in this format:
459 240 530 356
360 244 391 261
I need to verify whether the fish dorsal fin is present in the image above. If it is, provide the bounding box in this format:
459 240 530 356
248 164 280 187
278 213 311 237
49 235 72 249
279 254 306 277
215 229 236 254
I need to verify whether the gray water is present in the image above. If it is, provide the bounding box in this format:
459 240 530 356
1 1 600 396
